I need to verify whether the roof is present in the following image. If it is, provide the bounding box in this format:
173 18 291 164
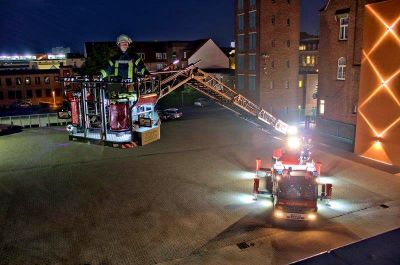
0 69 60 76
84 39 211 62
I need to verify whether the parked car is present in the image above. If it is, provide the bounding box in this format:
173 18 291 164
194 97 211 107
159 108 183 121
12 99 32 108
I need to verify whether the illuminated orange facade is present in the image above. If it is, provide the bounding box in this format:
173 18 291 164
355 0 400 166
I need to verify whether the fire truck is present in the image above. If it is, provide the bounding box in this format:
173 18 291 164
255 136 332 222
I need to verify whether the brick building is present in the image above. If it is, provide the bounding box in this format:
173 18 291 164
317 0 387 144
0 68 71 108
355 0 400 166
235 0 301 121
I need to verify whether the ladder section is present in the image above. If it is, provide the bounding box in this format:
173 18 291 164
157 67 289 135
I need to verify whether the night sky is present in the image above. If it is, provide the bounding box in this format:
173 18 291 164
0 0 326 54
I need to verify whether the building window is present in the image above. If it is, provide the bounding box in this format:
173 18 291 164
299 45 306 51
45 89 51 97
271 40 275 47
286 60 290 68
26 90 33 98
339 16 349 40
16 77 22 85
249 33 257 50
237 54 245 70
249 76 257 91
6 78 12 86
271 60 275 68
44 76 50 84
16 90 22 99
271 15 275 25
25 77 31 85
156 53 163 60
157 64 164 70
54 76 59 81
272 0 276 3
249 11 256 29
337 57 346 80
35 77 41 84
237 75 244 90
299 80 303 88
250 0 256 7
238 0 244 10
287 40 291 47
306 56 311 65
8 91 15 99
238 34 245 51
238 14 244 31
0 78 2 86
285 80 289 89
0 91 3 100
270 80 274 89
287 19 290 26
319 100 325 115
183 51 187 59
35 89 42 98
249 55 256 71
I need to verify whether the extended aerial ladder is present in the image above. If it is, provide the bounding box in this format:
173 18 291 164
153 64 290 136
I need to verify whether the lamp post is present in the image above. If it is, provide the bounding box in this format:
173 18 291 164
52 91 56 106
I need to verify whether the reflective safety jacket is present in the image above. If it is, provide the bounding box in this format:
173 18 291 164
100 52 150 79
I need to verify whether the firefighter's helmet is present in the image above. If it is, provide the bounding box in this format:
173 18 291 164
116 34 132 45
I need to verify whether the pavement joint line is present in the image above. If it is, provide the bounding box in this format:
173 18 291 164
327 201 394 220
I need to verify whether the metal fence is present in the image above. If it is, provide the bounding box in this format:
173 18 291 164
0 113 70 128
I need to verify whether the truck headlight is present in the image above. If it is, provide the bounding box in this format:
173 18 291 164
307 213 317 221
274 210 284 218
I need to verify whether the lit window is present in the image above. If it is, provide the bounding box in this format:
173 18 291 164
319 100 325 115
156 53 163 60
306 56 311 65
183 51 187 59
299 80 303 88
339 16 349 40
25 77 31 85
285 80 289 89
337 57 346 80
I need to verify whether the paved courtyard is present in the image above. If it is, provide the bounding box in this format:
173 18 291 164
0 106 399 265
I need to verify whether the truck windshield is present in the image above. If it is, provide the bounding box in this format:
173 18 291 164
277 180 316 200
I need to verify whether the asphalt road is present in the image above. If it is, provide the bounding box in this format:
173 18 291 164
0 106 399 265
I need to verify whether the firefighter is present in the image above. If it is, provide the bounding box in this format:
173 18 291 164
99 34 150 80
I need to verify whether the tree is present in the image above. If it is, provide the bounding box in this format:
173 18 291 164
80 44 119 76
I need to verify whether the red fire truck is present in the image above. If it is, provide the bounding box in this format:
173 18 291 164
257 137 332 221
